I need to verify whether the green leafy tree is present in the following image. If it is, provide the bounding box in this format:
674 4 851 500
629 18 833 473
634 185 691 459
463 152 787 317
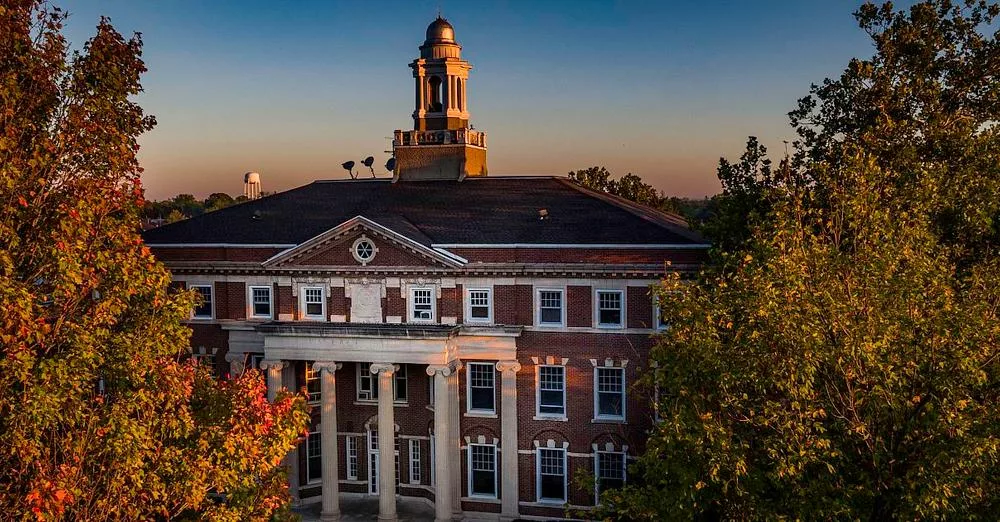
204 192 235 212
0 2 308 520
568 166 614 193
598 1 1000 520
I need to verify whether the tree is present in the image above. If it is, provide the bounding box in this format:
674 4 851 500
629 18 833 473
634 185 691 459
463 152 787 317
598 1 1000 519
0 2 309 520
568 166 714 224
204 192 235 212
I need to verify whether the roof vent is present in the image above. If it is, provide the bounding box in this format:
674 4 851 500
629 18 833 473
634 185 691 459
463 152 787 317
251 210 262 221
538 208 549 220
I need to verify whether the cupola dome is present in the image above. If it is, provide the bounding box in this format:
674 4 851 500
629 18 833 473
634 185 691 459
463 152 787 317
425 16 455 44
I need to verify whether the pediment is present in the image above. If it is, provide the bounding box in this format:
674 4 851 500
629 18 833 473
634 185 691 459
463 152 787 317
263 216 462 269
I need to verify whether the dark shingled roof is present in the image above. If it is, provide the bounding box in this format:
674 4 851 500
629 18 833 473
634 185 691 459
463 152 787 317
142 176 705 246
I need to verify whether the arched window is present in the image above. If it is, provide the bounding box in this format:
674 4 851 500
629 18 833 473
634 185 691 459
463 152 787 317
428 76 443 112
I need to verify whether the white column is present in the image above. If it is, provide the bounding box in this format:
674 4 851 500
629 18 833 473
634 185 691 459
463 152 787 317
261 360 285 402
449 364 462 517
496 361 521 520
225 352 245 377
315 362 342 521
371 363 398 521
426 365 455 522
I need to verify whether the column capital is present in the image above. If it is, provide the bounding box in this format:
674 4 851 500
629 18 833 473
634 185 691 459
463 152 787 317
369 363 399 375
426 360 461 377
312 361 342 374
496 360 521 373
260 359 285 371
224 352 244 363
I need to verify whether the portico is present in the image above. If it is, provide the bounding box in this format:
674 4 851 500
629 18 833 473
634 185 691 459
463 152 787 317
243 322 520 521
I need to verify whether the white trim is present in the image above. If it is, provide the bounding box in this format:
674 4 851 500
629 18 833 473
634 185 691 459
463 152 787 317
594 289 625 329
466 362 496 415
347 435 359 480
247 285 272 319
189 283 214 320
431 243 711 249
535 364 566 419
464 287 493 324
305 429 322 484
409 439 422 485
433 247 469 264
535 447 568 503
300 285 326 321
408 286 437 323
146 243 296 248
467 443 498 499
535 287 566 328
593 366 627 422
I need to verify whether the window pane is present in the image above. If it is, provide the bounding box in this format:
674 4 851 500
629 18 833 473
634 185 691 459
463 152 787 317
469 363 494 411
252 288 271 317
470 445 496 496
599 308 621 325
598 291 622 325
412 288 433 320
540 307 561 324
395 365 407 401
471 306 489 319
539 449 565 501
597 368 625 417
598 452 626 494
539 366 565 415
307 432 322 481
539 290 563 324
193 286 212 317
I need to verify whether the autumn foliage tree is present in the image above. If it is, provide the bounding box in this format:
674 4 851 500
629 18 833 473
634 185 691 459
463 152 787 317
0 2 308 520
596 1 1000 520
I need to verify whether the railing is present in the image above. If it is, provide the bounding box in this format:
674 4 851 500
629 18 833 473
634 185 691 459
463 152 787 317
394 129 487 148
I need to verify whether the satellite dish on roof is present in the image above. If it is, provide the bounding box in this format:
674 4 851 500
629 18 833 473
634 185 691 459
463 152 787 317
341 160 356 179
362 156 376 177
385 157 396 174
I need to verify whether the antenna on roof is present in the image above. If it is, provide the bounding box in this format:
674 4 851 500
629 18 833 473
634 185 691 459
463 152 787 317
385 157 396 174
362 156 376 178
341 160 356 179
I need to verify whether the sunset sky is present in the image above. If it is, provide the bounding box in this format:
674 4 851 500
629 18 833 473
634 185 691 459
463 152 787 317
59 1 877 200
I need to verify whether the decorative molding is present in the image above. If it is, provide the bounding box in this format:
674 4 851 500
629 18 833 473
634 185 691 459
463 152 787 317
260 360 285 371
369 363 399 375
312 361 342 373
495 360 521 373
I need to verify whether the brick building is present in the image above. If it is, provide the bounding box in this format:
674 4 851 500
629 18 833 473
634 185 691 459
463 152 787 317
143 16 709 522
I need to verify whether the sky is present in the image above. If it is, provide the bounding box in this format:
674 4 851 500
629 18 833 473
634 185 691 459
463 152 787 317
58 1 879 200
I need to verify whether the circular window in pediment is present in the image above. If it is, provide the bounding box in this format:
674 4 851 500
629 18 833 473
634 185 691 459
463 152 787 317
351 235 378 265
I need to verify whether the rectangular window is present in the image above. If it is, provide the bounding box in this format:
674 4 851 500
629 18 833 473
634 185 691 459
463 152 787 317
303 286 324 319
596 290 624 328
191 284 212 319
347 436 359 480
305 362 321 402
467 288 491 323
250 286 272 319
469 444 497 498
409 439 421 484
537 448 567 502
357 362 406 402
595 367 626 420
247 353 265 374
538 289 564 326
596 451 626 500
467 362 495 413
537 365 566 416
306 431 322 483
410 288 435 322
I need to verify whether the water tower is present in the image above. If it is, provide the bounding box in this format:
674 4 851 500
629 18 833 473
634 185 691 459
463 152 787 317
243 171 261 200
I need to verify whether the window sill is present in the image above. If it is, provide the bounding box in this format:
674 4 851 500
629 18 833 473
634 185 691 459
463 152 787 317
533 415 568 422
354 400 409 407
592 418 626 424
536 498 567 506
190 316 213 321
464 411 498 419
307 479 322 486
596 324 624 329
536 323 565 328
463 495 501 504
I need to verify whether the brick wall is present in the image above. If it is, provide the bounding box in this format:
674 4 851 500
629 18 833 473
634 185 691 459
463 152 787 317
215 281 246 320
278 285 294 317
567 285 592 327
292 233 433 267
494 284 532 325
627 286 653 329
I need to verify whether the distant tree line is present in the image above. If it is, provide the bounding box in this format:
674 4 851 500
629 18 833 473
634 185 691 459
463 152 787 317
143 192 247 224
567 166 716 226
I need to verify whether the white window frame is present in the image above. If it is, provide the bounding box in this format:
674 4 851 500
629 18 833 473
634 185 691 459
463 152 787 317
466 362 496 415
535 287 566 327
535 364 566 419
347 436 359 480
356 362 407 403
429 436 436 486
248 285 272 319
467 443 498 499
465 287 493 324
409 439 422 484
654 303 668 330
190 284 213 320
301 286 326 321
594 367 627 422
595 289 625 329
306 429 322 484
535 447 568 503
408 286 436 323
305 361 321 403
594 451 627 503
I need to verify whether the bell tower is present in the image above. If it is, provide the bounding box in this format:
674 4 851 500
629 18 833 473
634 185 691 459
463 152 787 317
392 17 488 182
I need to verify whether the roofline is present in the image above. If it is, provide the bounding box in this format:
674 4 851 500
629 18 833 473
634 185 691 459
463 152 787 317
431 243 711 249
146 243 297 248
